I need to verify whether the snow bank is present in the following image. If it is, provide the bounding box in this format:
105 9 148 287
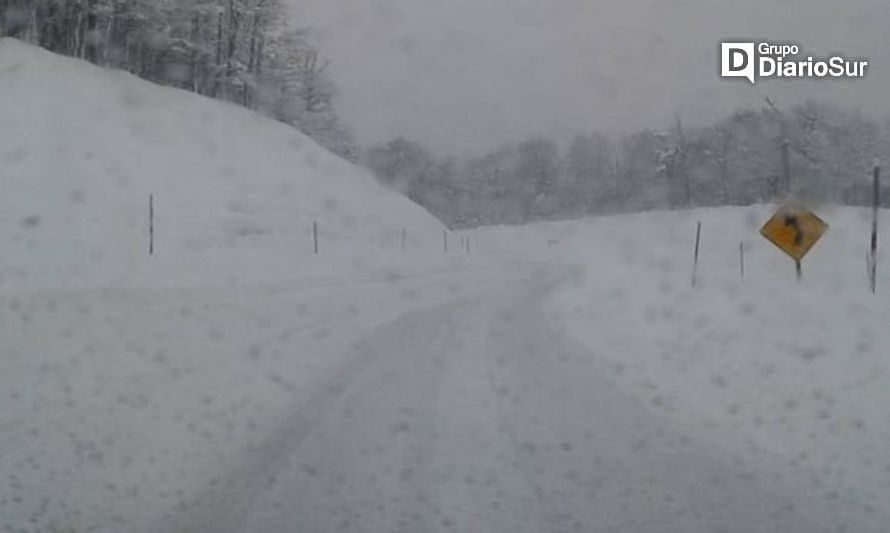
0 38 445 291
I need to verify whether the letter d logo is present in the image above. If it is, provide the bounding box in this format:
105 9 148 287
721 42 756 84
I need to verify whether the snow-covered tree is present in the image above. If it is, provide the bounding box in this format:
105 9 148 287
565 133 616 213
5 0 356 159
262 29 356 160
365 138 436 196
513 138 560 221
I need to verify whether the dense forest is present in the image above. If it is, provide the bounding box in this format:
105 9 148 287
0 0 357 160
367 100 890 228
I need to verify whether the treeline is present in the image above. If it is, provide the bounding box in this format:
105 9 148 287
0 0 356 159
367 100 890 228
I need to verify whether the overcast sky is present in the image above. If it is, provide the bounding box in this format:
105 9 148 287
287 0 890 155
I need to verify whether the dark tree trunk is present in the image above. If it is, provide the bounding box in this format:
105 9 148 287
83 0 98 62
214 11 223 97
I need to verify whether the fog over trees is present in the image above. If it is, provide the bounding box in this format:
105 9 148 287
367 101 890 228
0 0 356 160
3 3 887 229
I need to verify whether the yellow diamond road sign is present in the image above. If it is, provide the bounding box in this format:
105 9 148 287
760 204 828 262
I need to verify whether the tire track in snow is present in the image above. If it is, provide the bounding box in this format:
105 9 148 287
158 279 523 533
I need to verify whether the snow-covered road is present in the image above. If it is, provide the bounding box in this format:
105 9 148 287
164 268 877 533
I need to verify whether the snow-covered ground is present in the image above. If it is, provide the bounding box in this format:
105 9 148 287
3 39 890 533
476 205 890 530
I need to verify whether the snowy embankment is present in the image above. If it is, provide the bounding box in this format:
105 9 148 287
474 204 890 522
0 37 454 292
0 38 493 532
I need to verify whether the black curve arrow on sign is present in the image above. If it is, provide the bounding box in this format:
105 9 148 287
784 214 804 246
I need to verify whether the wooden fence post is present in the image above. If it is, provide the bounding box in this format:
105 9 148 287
149 193 154 256
313 221 319 254
739 241 745 279
691 221 701 288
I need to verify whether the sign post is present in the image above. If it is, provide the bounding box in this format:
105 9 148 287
760 203 828 281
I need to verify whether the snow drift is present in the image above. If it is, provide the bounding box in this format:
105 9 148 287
0 38 443 291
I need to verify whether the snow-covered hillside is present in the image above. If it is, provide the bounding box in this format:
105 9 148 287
0 38 444 291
